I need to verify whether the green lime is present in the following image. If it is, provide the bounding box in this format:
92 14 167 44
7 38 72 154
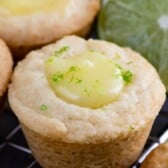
98 0 168 90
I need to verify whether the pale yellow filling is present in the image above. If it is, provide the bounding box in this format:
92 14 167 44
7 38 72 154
45 49 128 108
0 0 69 16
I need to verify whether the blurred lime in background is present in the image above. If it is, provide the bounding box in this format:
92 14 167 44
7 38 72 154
98 0 168 90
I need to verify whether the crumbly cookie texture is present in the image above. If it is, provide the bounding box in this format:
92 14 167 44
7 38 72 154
141 142 168 168
8 35 166 143
0 0 100 60
21 121 153 168
0 39 13 99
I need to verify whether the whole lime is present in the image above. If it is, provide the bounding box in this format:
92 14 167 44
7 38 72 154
98 0 168 90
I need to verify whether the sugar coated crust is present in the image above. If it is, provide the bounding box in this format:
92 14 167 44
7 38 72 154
0 39 13 99
8 36 166 144
141 142 168 168
0 0 100 49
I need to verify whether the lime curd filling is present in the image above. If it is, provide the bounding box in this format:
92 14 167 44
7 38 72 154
45 48 133 108
0 0 69 16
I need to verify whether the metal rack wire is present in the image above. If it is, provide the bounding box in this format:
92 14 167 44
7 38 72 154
0 97 167 168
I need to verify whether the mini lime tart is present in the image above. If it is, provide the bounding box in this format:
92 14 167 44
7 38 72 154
0 0 100 60
8 36 166 168
0 39 13 110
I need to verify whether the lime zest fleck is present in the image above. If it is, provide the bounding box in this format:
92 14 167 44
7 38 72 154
51 72 64 83
127 61 133 65
46 57 54 63
115 63 133 83
40 104 48 112
115 63 122 70
114 54 121 59
46 46 69 63
84 88 91 96
96 80 100 83
129 125 134 131
68 65 79 72
94 80 101 88
76 78 82 84
93 79 100 88
122 70 133 83
67 66 80 83
53 46 69 57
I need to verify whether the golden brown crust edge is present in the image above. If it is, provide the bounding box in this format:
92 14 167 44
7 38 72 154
141 142 168 168
0 39 13 101
21 120 153 168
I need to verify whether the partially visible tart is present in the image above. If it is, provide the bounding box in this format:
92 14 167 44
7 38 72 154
8 36 166 168
0 39 13 109
0 0 100 61
141 142 168 168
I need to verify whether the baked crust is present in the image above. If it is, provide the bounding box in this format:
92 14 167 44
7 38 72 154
21 121 153 168
0 39 13 102
8 35 166 143
141 142 168 168
0 0 100 60
8 35 166 167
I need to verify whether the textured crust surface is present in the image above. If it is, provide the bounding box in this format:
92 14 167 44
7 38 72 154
8 36 166 167
8 36 166 144
0 0 100 59
0 39 13 101
10 22 92 61
141 142 168 168
21 121 153 168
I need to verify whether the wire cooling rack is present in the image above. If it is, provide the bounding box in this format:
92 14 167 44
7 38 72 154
0 96 168 168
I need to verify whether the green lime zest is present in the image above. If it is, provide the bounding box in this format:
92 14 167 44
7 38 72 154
66 65 80 83
115 63 122 70
127 61 133 65
96 80 100 83
46 57 54 63
84 88 91 96
51 72 64 83
68 65 79 72
40 104 48 112
53 46 69 57
47 46 70 58
114 54 121 59
129 125 134 131
114 64 133 83
122 70 133 83
76 78 82 84
45 46 69 63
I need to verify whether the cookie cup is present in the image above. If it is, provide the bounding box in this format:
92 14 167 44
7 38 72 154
8 36 166 167
0 0 100 61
